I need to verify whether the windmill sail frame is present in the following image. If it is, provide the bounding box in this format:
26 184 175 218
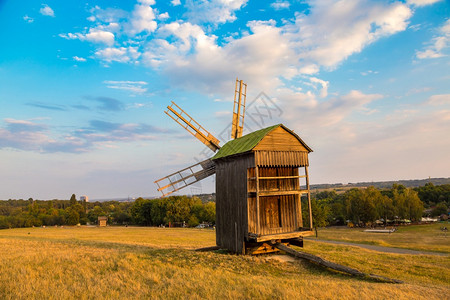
154 159 216 197
166 101 220 152
231 78 247 140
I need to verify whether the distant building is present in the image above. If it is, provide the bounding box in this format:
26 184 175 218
80 195 89 202
98 216 107 227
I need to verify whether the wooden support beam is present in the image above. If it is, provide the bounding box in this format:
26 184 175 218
258 190 308 197
305 165 313 230
274 243 403 284
194 246 221 252
256 166 260 236
248 175 307 180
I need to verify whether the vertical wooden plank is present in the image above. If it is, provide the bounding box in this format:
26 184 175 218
256 165 260 236
305 165 313 230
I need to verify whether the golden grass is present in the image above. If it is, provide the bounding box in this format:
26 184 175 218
312 223 450 253
0 226 216 249
0 226 449 299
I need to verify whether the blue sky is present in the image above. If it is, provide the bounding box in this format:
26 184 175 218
0 0 449 200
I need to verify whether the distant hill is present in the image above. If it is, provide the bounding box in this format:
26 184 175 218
311 177 450 190
88 177 449 202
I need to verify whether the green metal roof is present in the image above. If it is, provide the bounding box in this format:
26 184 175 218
212 124 281 160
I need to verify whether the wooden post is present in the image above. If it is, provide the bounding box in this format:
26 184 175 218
305 166 313 230
256 166 260 236
274 243 403 284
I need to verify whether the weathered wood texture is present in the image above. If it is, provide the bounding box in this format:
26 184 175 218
215 154 255 254
215 125 313 254
253 126 309 152
275 243 403 284
247 167 303 237
247 195 300 236
255 151 309 167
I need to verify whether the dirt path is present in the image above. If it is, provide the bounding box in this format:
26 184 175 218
308 239 449 256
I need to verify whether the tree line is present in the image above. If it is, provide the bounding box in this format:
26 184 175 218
0 195 215 229
1 184 448 230
303 184 447 229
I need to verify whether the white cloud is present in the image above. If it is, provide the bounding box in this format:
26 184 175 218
416 19 450 59
184 0 248 25
171 0 181 6
23 15 34 23
61 0 416 95
85 29 115 45
426 94 450 106
60 29 115 46
140 0 415 94
215 111 232 117
103 80 149 94
271 1 290 10
73 56 87 62
146 20 296 93
0 118 162 153
283 89 383 130
360 70 378 76
127 0 158 35
309 77 329 98
95 47 130 63
158 12 170 21
88 6 127 24
40 4 55 17
287 1 412 70
0 119 50 151
407 0 443 6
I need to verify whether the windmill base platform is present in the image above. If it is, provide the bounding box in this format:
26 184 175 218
242 230 314 255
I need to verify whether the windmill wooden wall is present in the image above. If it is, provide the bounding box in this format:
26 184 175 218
215 154 254 254
213 124 313 254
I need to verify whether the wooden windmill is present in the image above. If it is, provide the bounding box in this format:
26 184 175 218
155 78 314 254
154 79 247 197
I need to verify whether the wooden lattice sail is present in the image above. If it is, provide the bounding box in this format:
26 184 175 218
166 101 220 152
231 78 247 140
154 159 215 197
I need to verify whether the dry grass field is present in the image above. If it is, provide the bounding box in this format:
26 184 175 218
312 223 450 253
0 225 448 299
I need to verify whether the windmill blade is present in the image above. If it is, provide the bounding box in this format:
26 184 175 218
154 159 216 197
231 78 247 139
166 101 220 152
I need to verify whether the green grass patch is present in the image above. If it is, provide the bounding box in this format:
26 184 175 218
311 223 450 253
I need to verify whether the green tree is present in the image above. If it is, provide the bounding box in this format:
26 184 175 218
201 202 216 224
373 192 394 225
65 207 80 225
165 196 198 223
150 198 167 226
130 197 152 225
311 198 331 237
69 194 77 207
392 186 424 221
432 202 448 216
87 206 105 224
344 188 365 225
